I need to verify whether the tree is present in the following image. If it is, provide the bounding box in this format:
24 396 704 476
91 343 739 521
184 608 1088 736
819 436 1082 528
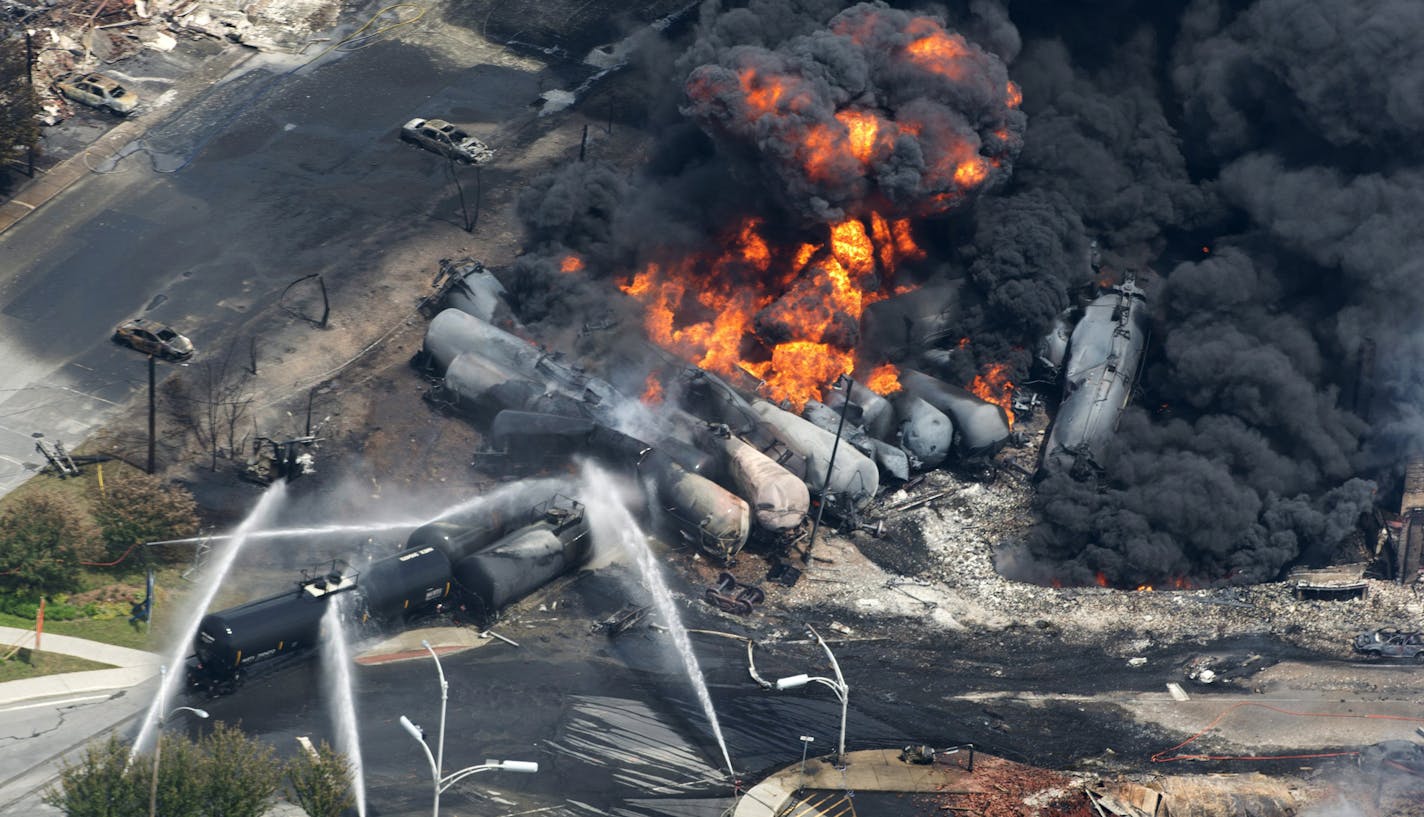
286 740 355 817
0 23 40 185
162 342 254 472
0 491 95 596
199 721 283 817
45 724 286 817
43 735 146 817
92 473 200 565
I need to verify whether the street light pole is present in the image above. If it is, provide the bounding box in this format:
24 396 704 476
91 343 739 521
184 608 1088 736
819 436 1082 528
149 666 210 817
399 640 537 817
775 625 850 767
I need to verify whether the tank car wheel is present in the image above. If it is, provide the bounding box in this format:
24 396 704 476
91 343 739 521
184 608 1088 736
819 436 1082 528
1413 652 1424 665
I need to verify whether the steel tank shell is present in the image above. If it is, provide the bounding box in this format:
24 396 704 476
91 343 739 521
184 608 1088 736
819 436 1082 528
825 380 895 441
405 481 559 562
1042 283 1148 473
860 281 967 358
194 588 330 676
653 454 751 560
751 400 879 508
452 514 590 615
443 352 545 416
718 432 809 532
892 393 952 469
423 308 543 375
802 401 908 481
900 369 1011 457
444 266 519 329
358 546 452 622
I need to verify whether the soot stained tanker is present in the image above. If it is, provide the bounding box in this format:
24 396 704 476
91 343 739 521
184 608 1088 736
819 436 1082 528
1040 280 1149 475
487 410 752 562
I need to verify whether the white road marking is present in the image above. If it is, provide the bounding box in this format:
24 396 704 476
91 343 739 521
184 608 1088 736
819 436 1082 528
0 694 111 713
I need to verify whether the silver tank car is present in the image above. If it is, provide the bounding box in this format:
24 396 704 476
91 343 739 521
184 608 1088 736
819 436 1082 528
440 259 523 330
451 498 590 616
656 457 751 561
1041 281 1148 474
802 400 909 481
751 400 879 509
442 352 544 416
487 410 751 562
423 308 542 375
891 393 952 469
711 427 809 532
900 369 1011 458
678 368 810 480
825 379 895 441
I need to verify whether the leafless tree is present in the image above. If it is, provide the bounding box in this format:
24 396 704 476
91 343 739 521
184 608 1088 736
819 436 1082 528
162 341 255 471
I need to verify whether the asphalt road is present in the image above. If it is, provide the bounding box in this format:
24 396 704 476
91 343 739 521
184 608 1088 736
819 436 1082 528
0 5 551 497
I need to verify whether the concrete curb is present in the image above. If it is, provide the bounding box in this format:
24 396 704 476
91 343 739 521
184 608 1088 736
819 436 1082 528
0 43 260 238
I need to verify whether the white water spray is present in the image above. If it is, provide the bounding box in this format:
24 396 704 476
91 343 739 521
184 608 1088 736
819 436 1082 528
320 593 366 817
133 480 289 756
577 463 736 781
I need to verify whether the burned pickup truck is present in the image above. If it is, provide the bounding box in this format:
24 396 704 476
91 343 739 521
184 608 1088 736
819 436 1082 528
1352 629 1424 662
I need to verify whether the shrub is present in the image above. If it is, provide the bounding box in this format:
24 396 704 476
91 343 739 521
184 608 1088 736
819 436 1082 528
45 722 286 817
286 740 356 817
0 491 98 596
92 474 200 565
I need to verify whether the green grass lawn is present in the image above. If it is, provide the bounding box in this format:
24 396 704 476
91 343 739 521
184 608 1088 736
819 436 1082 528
0 612 160 652
0 649 115 683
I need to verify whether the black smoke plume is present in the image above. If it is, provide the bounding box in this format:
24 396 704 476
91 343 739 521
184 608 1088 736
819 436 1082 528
509 0 1423 585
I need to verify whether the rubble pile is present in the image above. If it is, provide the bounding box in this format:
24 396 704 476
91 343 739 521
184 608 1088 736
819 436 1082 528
773 456 1423 657
17 0 343 123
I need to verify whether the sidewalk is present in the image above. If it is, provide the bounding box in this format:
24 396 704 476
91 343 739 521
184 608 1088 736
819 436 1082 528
732 748 985 817
0 626 160 706
0 42 258 238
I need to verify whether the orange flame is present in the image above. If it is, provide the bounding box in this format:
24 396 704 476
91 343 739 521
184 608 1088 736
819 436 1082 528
968 362 1016 427
641 374 664 405
560 254 584 274
1135 584 1154 592
619 215 918 409
866 363 902 395
1095 572 1109 587
1006 81 1022 108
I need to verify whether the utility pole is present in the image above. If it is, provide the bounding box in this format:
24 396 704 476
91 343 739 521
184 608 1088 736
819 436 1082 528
147 355 156 474
447 154 472 232
579 123 589 161
25 30 35 177
803 374 852 564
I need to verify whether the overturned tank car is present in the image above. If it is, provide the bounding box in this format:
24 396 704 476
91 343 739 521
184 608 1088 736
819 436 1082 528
1040 280 1148 475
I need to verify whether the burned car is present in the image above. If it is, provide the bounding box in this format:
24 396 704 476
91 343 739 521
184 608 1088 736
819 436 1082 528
400 118 494 164
56 72 138 115
1352 629 1424 662
112 318 195 361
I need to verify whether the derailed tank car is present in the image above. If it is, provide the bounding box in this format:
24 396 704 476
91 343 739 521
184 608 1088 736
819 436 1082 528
452 497 590 617
1040 280 1148 475
186 569 359 696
